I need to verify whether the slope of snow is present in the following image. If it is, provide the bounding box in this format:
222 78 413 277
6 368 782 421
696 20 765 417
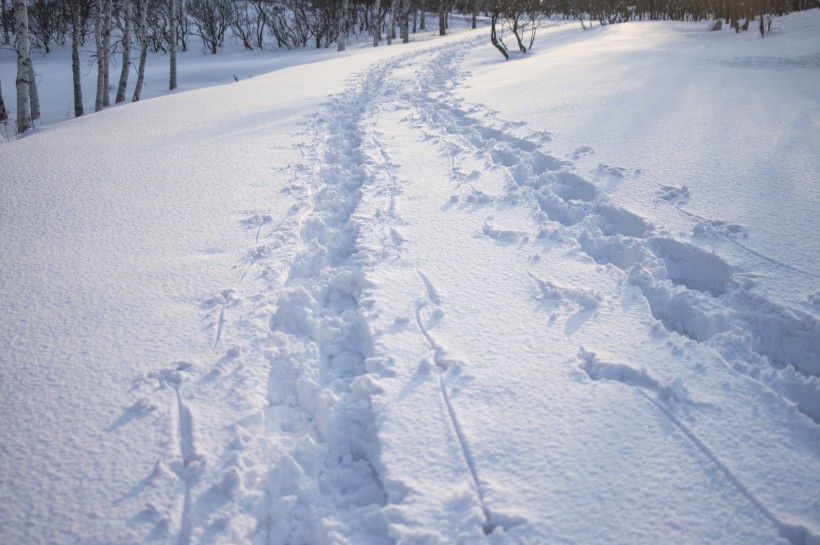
2 12 819 545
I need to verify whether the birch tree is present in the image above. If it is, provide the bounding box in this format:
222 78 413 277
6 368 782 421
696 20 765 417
372 0 381 46
70 0 84 116
102 0 112 106
2 0 11 44
115 0 131 102
472 0 478 28
438 0 446 35
132 0 147 101
400 0 410 43
0 78 8 123
94 0 104 111
169 0 177 90
15 0 32 133
337 0 349 51
27 60 39 120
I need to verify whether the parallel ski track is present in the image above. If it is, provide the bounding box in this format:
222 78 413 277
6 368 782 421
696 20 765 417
378 35 820 543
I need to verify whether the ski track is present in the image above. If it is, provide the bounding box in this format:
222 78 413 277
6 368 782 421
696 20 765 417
384 38 820 426
359 35 820 541
121 35 820 544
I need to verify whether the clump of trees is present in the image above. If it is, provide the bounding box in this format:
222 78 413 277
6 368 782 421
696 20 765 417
0 0 814 133
487 0 813 59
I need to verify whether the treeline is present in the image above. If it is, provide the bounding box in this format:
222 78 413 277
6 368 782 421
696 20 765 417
0 0 483 54
2 0 813 56
487 0 815 58
1 0 816 134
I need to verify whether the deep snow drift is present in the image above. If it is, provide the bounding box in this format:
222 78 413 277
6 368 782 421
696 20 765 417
1 13 819 545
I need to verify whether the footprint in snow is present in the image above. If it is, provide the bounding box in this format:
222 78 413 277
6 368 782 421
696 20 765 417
571 146 594 159
658 184 690 206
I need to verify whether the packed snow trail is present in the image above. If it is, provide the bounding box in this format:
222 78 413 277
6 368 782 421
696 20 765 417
2 19 820 545
346 38 820 544
117 33 819 545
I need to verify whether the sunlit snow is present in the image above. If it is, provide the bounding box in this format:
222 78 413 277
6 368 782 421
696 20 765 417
1 12 819 545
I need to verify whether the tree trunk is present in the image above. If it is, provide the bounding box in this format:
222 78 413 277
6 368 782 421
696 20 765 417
102 0 112 106
116 0 131 103
94 0 104 111
27 60 39 120
438 3 446 35
132 0 147 101
388 0 396 43
15 0 32 133
2 0 10 44
490 12 508 60
471 0 477 29
169 0 177 90
0 78 8 122
337 0 350 51
419 8 425 29
400 0 409 43
372 0 381 46
71 0 83 116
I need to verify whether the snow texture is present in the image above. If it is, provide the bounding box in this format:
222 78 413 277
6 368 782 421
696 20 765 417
1 11 819 545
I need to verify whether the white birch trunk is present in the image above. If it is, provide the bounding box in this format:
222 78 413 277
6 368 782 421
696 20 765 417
71 0 83 117
132 0 148 101
337 0 349 51
169 0 177 90
14 0 31 133
372 0 381 46
0 78 8 122
387 0 395 44
115 0 131 103
102 0 112 106
471 0 478 29
2 0 10 44
27 60 38 120
94 0 104 111
401 0 409 43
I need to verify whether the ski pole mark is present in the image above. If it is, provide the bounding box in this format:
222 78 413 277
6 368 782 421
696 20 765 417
579 348 817 545
639 389 819 545
414 272 524 535
144 362 202 545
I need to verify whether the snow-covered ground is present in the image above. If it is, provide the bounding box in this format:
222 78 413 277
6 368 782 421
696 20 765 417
1 12 819 545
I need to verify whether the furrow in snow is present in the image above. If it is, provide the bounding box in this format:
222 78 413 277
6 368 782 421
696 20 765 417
395 40 820 426
365 35 820 541
256 56 408 545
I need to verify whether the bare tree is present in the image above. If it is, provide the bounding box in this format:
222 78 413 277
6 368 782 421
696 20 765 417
27 59 39 120
399 0 410 42
186 0 231 54
2 0 10 44
372 0 381 45
132 0 147 100
337 0 350 50
489 10 508 59
0 77 8 122
69 0 86 116
94 0 104 111
102 0 112 105
169 0 176 88
438 0 446 35
15 0 32 133
115 0 132 102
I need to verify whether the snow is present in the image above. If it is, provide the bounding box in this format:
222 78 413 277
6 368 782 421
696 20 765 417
2 12 820 545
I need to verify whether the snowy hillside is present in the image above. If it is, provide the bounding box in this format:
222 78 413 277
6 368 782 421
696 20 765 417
1 12 819 545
